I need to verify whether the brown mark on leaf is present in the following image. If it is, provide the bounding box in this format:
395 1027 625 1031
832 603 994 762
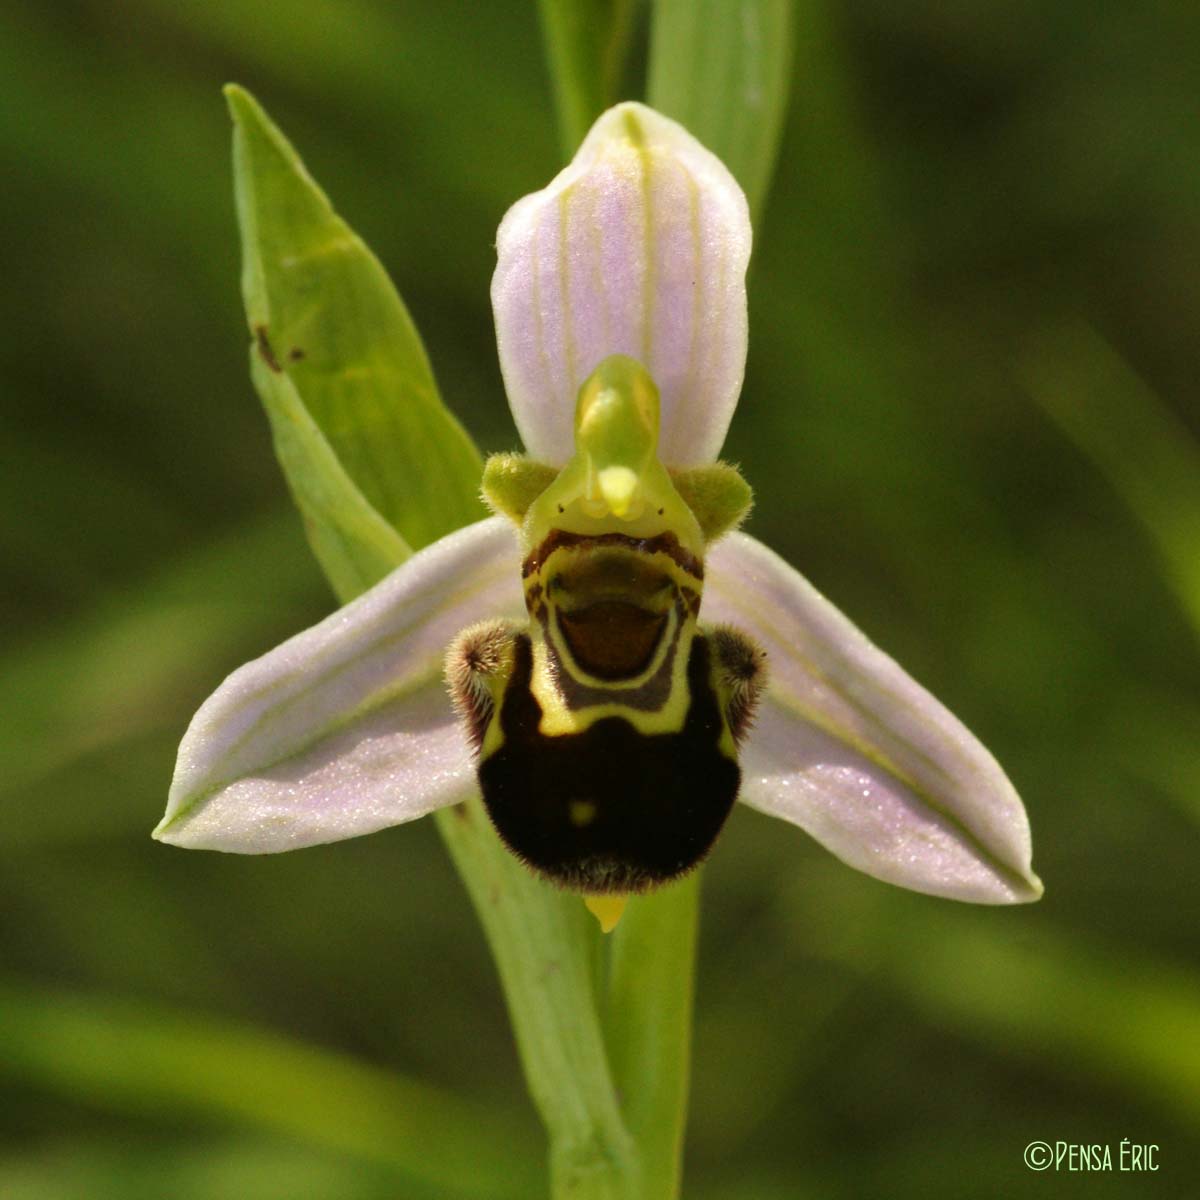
288 346 306 362
254 324 282 373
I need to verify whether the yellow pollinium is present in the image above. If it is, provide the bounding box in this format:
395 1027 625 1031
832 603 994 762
592 465 640 518
583 893 629 933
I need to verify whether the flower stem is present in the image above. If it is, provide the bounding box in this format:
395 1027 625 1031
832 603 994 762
436 800 643 1198
605 873 700 1199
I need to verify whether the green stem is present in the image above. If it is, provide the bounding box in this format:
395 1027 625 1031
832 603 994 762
605 874 700 1199
437 800 642 1198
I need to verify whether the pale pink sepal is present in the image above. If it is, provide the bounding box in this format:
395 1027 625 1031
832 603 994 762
492 102 751 468
705 535 1042 904
155 518 523 853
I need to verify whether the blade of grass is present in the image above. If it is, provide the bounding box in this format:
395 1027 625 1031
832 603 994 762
0 981 542 1199
648 0 794 220
1023 322 1200 641
0 1140 439 1200
798 884 1200 1125
537 0 639 157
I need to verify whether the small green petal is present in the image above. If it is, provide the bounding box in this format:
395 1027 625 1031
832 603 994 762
481 453 559 524
670 462 753 542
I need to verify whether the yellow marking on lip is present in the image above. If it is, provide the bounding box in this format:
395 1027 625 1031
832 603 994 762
569 799 597 826
583 893 629 933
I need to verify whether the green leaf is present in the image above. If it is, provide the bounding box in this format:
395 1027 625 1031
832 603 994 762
647 0 794 221
227 84 486 552
250 351 410 600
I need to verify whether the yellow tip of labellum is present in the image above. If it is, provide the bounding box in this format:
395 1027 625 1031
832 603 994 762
583 893 629 933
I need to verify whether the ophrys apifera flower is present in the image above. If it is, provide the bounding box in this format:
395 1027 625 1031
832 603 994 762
155 103 1041 928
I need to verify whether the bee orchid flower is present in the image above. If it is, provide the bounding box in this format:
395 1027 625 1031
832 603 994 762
155 103 1041 924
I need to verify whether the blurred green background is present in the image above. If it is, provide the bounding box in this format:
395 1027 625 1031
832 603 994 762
3 1 1198 1196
